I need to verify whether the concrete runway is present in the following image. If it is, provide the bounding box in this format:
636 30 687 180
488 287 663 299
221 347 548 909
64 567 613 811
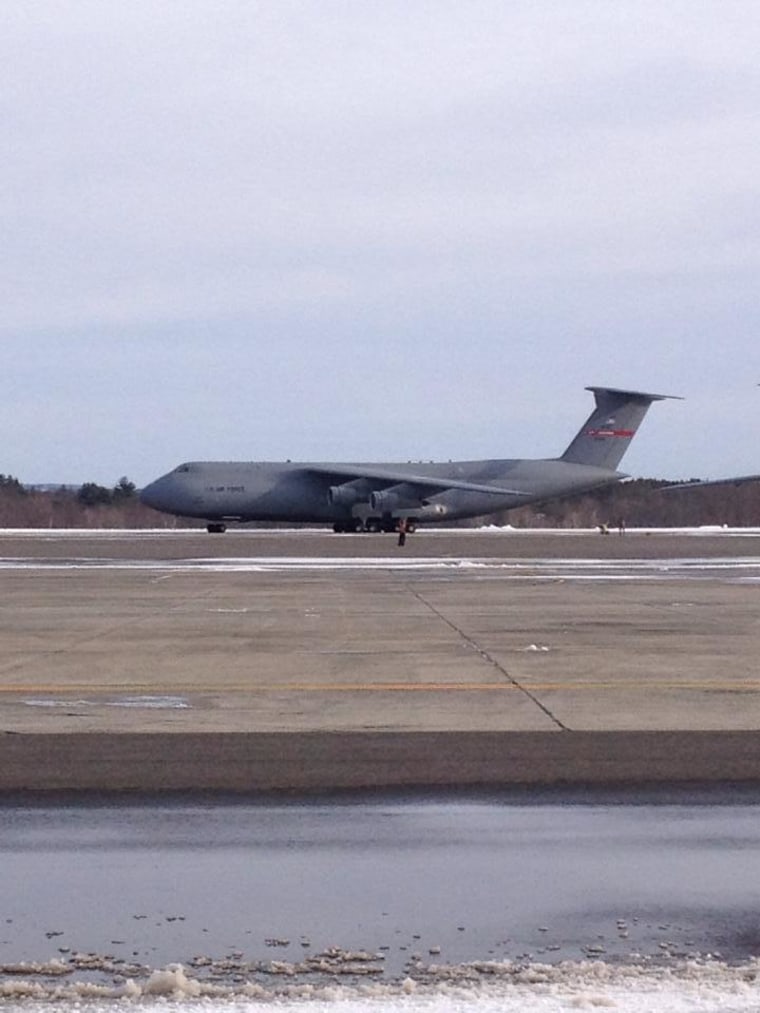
1 528 760 791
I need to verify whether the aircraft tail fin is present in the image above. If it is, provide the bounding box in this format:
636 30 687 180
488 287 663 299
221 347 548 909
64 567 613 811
560 386 680 470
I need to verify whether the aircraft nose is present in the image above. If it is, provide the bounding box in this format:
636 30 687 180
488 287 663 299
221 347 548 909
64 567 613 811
140 476 172 512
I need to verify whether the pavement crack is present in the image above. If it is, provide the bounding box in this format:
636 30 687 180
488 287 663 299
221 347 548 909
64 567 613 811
408 588 568 731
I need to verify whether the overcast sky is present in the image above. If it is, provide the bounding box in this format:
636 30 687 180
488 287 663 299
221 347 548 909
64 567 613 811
3 0 759 485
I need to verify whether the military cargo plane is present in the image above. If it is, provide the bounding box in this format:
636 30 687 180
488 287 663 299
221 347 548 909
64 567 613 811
140 385 676 534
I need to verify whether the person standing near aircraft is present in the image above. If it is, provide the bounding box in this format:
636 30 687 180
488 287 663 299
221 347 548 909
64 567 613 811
397 517 407 547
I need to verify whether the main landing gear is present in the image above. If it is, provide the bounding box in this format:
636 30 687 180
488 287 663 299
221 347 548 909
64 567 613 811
206 522 227 534
332 518 417 535
332 519 365 533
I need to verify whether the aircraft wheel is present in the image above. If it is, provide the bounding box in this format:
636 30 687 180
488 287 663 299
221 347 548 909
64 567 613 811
207 522 227 534
366 519 382 533
406 521 417 534
333 522 346 533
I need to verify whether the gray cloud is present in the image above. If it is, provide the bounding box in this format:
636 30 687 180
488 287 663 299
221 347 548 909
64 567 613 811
2 1 759 484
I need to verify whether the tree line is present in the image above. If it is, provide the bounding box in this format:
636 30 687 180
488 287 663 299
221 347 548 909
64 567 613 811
0 474 757 529
0 475 180 529
485 478 760 529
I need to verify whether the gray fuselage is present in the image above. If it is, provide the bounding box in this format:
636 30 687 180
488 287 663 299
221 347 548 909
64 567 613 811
139 385 673 531
140 457 623 525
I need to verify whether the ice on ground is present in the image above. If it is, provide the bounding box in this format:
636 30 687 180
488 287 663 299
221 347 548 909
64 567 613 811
1 957 760 1011
22 695 189 710
3 525 760 536
2 556 760 584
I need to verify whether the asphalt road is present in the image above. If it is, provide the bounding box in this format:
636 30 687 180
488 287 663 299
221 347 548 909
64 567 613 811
1 528 759 791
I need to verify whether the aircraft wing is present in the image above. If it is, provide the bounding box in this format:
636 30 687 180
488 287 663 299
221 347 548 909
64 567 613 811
305 465 530 497
664 474 760 491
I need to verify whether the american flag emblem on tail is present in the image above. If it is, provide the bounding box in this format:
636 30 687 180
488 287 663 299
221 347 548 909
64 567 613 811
586 428 635 438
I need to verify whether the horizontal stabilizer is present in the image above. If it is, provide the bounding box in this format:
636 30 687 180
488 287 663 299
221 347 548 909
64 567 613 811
663 474 760 491
560 386 681 471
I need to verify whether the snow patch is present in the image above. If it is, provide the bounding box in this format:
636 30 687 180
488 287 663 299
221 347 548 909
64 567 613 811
1 957 760 1010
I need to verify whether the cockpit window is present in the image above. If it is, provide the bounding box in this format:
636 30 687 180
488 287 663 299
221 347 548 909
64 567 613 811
174 464 192 474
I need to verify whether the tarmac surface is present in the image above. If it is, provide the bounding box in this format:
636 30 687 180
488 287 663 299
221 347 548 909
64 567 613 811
1 527 760 791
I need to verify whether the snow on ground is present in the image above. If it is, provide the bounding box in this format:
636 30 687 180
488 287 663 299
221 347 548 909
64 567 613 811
1 556 758 580
1 526 760 537
1 958 760 1011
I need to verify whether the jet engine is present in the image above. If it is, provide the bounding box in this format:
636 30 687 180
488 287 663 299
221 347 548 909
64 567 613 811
369 483 426 514
413 503 447 517
327 478 372 508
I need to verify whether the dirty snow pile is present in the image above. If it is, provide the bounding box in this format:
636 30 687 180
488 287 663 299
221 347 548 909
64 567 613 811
1 957 760 1011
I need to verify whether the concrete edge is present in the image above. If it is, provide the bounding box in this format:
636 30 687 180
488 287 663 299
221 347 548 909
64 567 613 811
2 731 760 792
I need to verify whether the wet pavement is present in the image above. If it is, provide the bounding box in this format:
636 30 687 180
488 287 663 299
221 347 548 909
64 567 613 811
2 792 760 992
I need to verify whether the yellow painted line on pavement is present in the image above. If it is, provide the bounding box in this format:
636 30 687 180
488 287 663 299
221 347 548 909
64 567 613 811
2 682 508 694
